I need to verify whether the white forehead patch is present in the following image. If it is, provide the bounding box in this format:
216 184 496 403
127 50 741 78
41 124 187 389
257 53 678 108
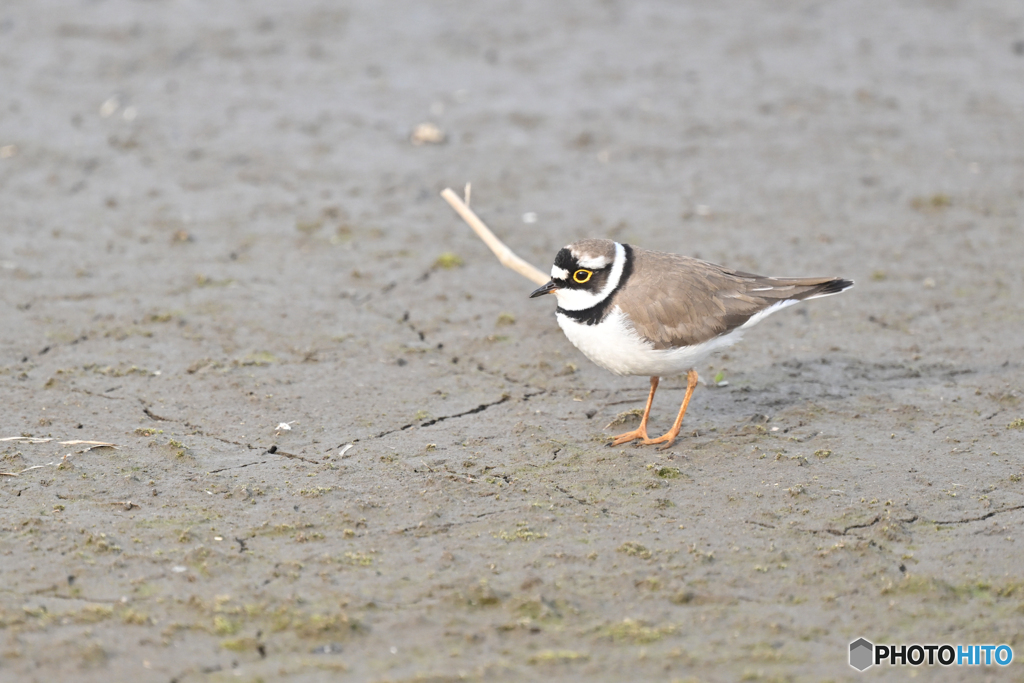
577 255 610 269
569 246 612 270
551 266 569 280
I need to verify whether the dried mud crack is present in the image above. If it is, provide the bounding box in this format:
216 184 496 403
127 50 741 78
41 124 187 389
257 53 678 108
804 515 919 536
358 390 545 441
933 504 1024 526
807 506 1024 537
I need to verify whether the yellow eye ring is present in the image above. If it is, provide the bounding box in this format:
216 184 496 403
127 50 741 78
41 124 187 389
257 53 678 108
573 269 592 284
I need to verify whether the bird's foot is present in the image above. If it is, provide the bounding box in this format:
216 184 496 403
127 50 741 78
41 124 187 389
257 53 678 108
642 428 680 450
610 426 649 446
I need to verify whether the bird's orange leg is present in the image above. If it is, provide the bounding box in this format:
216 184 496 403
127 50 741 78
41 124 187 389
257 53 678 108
610 376 659 446
644 369 699 450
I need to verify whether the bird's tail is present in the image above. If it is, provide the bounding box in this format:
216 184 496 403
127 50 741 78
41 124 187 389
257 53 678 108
764 276 854 301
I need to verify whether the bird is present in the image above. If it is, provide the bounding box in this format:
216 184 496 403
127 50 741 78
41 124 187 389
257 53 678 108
530 239 853 449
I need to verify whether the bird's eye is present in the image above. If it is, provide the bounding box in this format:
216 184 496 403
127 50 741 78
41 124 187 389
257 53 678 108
573 269 592 284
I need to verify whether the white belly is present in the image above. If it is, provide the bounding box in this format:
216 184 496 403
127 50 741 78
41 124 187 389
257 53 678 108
556 307 742 377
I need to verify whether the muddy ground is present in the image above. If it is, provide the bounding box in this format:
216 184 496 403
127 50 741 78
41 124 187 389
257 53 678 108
2 1 1023 681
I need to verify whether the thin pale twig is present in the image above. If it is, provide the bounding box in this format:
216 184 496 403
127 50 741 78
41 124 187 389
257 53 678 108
1 463 55 476
440 188 548 286
60 440 118 452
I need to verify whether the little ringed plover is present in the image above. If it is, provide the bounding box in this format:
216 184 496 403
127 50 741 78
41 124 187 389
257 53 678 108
530 239 853 449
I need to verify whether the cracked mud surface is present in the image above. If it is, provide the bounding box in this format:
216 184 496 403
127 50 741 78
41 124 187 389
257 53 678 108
2 1 1023 681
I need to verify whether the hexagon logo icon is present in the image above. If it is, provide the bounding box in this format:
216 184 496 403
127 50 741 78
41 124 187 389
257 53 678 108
850 638 874 671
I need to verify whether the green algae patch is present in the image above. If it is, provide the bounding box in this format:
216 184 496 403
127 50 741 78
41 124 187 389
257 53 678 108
120 608 150 625
496 522 547 542
213 615 241 636
605 408 643 428
341 551 374 567
883 575 1024 602
528 650 589 665
910 193 952 211
73 604 115 624
617 542 652 559
456 580 504 609
433 252 464 269
221 637 261 652
235 351 277 366
299 486 334 497
600 618 676 644
270 608 363 639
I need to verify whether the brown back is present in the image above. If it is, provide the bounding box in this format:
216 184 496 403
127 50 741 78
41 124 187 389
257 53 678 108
612 246 849 349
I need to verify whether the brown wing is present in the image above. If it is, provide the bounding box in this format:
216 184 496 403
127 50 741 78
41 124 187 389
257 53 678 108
612 247 852 350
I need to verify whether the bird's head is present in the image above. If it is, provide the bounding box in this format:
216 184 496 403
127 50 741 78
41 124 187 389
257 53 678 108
529 239 624 310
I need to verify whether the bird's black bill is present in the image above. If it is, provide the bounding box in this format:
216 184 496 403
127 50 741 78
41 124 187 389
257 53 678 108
529 281 558 298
